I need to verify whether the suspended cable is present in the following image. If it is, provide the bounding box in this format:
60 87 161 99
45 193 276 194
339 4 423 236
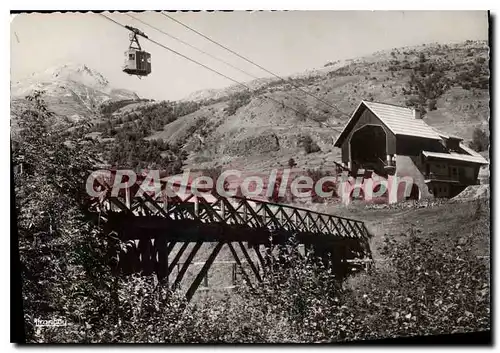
126 13 262 81
161 11 343 114
99 13 340 130
100 13 246 88
125 13 325 113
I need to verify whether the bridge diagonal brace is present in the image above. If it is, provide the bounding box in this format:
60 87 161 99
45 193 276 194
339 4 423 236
166 242 189 279
355 222 370 240
345 219 361 238
185 241 225 302
172 241 203 290
305 212 322 233
157 241 176 280
242 199 268 228
341 219 356 238
155 235 166 278
238 241 262 282
316 214 330 234
165 196 196 219
130 198 144 214
253 245 267 274
138 237 154 275
335 218 352 238
227 242 253 288
261 204 282 229
311 214 325 233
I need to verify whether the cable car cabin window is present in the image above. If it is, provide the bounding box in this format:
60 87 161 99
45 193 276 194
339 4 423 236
129 53 135 60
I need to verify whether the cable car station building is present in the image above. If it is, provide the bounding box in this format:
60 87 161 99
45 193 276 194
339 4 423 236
334 101 488 200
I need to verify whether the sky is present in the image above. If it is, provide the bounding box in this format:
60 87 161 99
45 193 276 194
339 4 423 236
10 11 489 101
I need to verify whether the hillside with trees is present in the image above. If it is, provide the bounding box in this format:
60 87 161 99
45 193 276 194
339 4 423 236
128 40 489 174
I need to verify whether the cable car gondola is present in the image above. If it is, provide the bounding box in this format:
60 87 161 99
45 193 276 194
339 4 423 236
123 25 151 77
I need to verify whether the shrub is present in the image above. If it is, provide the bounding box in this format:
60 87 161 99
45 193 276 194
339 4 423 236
187 201 489 343
298 135 321 154
306 169 337 203
427 98 437 111
224 91 252 116
470 127 489 152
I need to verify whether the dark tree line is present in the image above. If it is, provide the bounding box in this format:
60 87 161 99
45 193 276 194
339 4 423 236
391 50 489 117
99 98 152 118
92 99 201 172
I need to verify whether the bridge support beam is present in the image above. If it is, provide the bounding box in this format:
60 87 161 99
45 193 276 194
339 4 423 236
185 241 225 302
253 245 266 276
238 241 262 282
227 242 253 288
166 242 188 280
172 242 203 290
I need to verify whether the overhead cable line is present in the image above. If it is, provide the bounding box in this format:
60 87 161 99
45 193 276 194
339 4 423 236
99 13 340 130
126 13 262 81
125 13 323 112
100 13 246 88
160 11 343 114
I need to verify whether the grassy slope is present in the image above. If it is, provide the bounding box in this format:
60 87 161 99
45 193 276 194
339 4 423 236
321 199 489 260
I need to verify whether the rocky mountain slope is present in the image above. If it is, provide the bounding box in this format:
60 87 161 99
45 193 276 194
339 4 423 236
11 63 139 123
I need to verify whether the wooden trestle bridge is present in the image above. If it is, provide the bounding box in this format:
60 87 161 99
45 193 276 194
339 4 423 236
92 185 372 302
